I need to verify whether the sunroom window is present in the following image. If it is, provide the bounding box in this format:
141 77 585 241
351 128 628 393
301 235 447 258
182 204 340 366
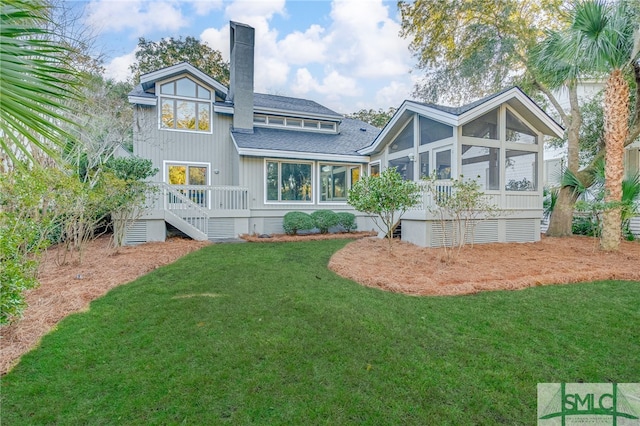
506 110 537 144
389 121 414 154
389 157 414 181
266 161 313 202
435 150 452 179
159 77 211 132
420 116 453 145
320 164 361 202
462 108 499 139
505 150 537 191
461 145 500 190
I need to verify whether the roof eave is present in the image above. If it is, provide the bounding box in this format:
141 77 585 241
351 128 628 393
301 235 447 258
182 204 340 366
128 95 157 106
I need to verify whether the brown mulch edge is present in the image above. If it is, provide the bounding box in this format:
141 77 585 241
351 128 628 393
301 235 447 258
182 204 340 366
328 236 640 296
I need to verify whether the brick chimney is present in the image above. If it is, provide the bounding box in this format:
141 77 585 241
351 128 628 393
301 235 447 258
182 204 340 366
227 21 255 132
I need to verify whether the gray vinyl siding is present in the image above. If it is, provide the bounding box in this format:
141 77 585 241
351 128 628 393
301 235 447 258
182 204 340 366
630 216 640 237
133 105 236 185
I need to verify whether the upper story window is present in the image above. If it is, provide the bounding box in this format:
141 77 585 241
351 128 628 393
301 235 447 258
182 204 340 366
159 77 211 133
462 108 499 139
506 110 537 144
254 114 337 132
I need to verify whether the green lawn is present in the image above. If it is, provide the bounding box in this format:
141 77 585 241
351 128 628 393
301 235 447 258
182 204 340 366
2 240 639 425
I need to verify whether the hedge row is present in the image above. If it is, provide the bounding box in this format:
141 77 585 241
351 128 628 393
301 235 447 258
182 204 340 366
282 210 357 235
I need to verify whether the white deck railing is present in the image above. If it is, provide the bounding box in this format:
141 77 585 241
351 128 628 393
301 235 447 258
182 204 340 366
412 180 540 211
163 184 249 210
148 183 209 236
411 180 454 211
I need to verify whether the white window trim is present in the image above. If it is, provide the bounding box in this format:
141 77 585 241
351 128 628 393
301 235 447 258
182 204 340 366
264 159 315 204
368 161 381 176
163 160 211 208
317 163 361 204
254 114 338 133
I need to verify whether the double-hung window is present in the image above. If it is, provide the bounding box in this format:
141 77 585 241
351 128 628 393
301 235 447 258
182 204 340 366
159 77 211 132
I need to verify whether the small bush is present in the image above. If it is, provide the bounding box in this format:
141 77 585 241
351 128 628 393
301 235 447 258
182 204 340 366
336 212 357 232
283 212 314 235
311 210 339 234
572 215 599 236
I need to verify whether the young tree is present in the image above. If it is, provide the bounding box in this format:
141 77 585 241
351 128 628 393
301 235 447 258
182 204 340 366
348 168 421 247
130 36 230 84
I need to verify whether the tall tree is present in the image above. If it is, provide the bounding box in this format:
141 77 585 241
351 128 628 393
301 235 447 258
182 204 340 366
540 0 639 250
130 36 230 84
347 107 397 128
0 0 83 166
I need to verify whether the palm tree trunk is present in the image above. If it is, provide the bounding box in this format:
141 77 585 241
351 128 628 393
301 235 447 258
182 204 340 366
600 69 629 251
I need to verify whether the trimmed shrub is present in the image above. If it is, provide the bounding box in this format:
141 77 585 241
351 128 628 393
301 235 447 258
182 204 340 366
336 212 357 232
311 210 339 234
282 212 314 235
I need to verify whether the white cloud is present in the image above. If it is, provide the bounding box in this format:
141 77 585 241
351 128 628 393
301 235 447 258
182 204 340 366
326 0 413 79
200 26 230 58
277 25 326 65
374 80 412 109
84 0 188 36
187 0 224 16
103 48 138 82
291 68 361 97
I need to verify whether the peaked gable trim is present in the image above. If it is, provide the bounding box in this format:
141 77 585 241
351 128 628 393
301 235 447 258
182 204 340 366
359 87 564 155
139 62 228 97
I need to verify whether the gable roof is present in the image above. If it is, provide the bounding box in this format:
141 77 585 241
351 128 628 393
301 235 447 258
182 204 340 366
254 93 343 121
359 87 564 155
231 118 379 162
132 62 228 100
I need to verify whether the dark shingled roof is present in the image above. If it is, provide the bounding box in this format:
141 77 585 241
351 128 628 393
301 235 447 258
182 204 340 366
254 93 343 119
129 84 156 99
412 86 514 115
232 118 379 156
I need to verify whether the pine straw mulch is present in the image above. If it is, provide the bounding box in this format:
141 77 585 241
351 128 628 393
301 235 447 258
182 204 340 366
329 236 640 296
1 236 210 376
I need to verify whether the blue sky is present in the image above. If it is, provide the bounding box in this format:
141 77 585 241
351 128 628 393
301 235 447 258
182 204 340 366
80 0 419 114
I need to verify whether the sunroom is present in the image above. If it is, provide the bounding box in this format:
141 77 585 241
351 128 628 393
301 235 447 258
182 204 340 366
359 87 564 247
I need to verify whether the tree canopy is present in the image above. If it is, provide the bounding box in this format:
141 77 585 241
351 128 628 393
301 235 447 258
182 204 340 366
346 107 397 128
130 36 230 85
398 0 564 104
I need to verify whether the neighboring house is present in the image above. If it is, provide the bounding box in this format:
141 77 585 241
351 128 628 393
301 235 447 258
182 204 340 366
125 21 564 247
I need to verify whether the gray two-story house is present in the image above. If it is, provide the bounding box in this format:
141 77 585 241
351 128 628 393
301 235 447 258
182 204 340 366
125 21 565 247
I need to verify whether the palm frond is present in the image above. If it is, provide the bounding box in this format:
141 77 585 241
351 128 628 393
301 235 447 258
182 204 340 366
0 0 83 165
